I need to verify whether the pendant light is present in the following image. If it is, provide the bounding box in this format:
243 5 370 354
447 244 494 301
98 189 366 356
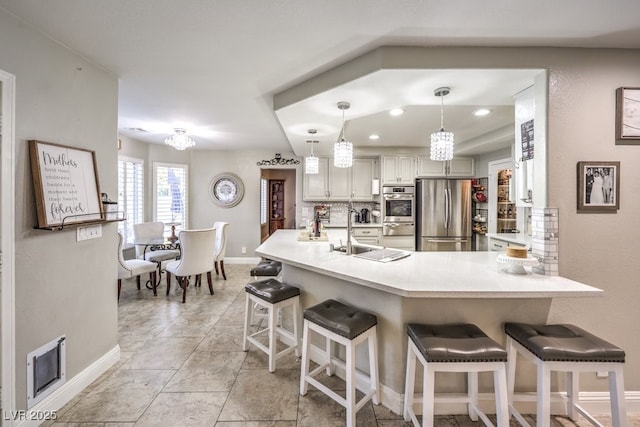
164 128 196 150
305 129 319 174
334 101 353 168
430 87 454 161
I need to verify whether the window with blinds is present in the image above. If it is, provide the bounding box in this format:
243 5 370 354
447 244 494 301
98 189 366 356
153 162 188 234
260 178 267 225
117 156 144 243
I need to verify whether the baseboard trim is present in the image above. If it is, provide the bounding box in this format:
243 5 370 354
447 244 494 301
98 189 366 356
16 345 120 426
225 256 261 265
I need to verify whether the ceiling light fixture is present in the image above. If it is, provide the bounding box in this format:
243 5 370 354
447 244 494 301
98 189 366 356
369 134 380 140
430 87 454 161
305 129 319 174
164 128 196 150
474 108 491 117
334 101 353 168
389 108 404 116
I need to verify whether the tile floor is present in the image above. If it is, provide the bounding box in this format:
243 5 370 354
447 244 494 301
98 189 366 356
45 264 639 426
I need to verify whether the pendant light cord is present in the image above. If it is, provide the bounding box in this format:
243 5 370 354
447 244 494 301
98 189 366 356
440 92 445 131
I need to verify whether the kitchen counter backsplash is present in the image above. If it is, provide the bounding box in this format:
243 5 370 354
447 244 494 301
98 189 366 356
300 201 380 228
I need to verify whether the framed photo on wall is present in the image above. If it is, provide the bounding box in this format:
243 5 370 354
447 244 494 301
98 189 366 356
615 87 640 142
577 161 620 213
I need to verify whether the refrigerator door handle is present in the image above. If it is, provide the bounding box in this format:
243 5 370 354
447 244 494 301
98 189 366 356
443 188 449 229
426 238 468 243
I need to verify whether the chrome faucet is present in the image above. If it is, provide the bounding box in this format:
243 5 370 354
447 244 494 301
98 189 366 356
346 201 355 255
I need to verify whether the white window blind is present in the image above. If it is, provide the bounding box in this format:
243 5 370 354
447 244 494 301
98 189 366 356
153 163 188 234
117 156 144 243
260 178 267 225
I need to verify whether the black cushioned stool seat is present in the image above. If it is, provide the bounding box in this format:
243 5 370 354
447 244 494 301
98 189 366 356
250 259 282 277
300 299 379 427
303 299 377 340
504 322 627 427
245 279 300 304
404 323 509 427
242 279 301 373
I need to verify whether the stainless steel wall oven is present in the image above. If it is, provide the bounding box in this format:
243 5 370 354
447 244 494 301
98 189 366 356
382 185 415 236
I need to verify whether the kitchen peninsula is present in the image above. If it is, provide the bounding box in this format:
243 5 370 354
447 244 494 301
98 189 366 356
255 229 603 413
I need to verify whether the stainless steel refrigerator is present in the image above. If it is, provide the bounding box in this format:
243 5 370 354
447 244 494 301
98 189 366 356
415 178 472 251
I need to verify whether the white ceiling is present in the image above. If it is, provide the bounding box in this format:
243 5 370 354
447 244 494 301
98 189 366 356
2 0 640 156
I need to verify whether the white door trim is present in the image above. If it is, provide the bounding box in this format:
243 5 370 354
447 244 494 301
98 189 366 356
1 69 17 425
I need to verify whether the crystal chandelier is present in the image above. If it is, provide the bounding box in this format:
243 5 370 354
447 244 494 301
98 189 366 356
334 101 353 168
304 129 319 174
164 128 196 150
430 87 454 161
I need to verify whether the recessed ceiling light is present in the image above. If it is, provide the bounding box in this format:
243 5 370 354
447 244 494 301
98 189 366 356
389 108 404 116
473 108 491 117
369 134 380 140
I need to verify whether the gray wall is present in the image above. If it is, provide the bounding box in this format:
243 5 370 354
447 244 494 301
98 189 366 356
3 15 640 409
1 9 119 408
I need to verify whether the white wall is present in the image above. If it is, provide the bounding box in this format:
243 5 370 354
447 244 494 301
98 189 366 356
1 8 119 409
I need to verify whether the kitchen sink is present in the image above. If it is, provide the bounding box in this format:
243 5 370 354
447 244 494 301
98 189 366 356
332 244 376 255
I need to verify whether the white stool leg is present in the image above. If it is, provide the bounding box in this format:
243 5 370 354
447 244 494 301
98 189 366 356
345 340 356 427
404 343 417 423
292 297 301 357
494 363 510 427
300 320 311 396
536 362 551 427
609 365 627 427
267 303 277 372
567 371 578 421
326 336 335 376
422 363 435 427
242 294 251 351
368 327 380 405
468 371 479 421
506 336 517 404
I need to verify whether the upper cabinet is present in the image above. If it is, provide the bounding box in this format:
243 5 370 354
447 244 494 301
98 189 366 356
416 156 475 178
381 156 415 185
303 157 377 201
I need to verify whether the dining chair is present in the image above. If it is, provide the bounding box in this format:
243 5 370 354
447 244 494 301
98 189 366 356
133 221 180 282
165 228 216 303
213 221 229 280
117 232 158 301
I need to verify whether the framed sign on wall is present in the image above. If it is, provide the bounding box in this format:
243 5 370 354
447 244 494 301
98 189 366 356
29 140 103 229
615 87 640 142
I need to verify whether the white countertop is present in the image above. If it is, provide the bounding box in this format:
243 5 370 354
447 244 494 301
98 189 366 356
255 229 602 299
487 233 532 246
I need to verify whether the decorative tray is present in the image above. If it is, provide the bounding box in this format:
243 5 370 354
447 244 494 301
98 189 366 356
497 253 539 275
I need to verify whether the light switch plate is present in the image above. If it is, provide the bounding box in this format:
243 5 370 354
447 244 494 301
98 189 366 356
77 224 102 241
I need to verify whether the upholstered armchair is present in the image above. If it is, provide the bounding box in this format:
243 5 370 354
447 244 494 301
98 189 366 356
117 232 158 301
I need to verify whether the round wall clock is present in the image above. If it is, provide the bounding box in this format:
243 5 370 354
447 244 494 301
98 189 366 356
209 173 244 208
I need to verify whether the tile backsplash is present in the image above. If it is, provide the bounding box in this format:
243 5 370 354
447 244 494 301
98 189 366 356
300 202 380 227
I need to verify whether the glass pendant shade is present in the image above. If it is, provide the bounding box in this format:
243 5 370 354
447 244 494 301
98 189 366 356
333 138 353 168
305 155 319 174
333 101 353 168
164 128 195 150
429 87 454 161
430 129 454 161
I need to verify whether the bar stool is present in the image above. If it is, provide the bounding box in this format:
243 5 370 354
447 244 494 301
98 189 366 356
403 323 509 427
250 259 282 280
300 299 379 427
504 322 627 427
242 279 301 372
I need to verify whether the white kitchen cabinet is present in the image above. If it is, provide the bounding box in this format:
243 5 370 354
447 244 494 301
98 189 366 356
303 157 377 201
381 156 415 184
416 156 475 177
352 227 381 245
488 237 527 252
351 158 376 201
380 235 414 251
303 157 330 200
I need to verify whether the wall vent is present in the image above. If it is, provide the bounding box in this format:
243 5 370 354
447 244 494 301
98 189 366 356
26 335 66 409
